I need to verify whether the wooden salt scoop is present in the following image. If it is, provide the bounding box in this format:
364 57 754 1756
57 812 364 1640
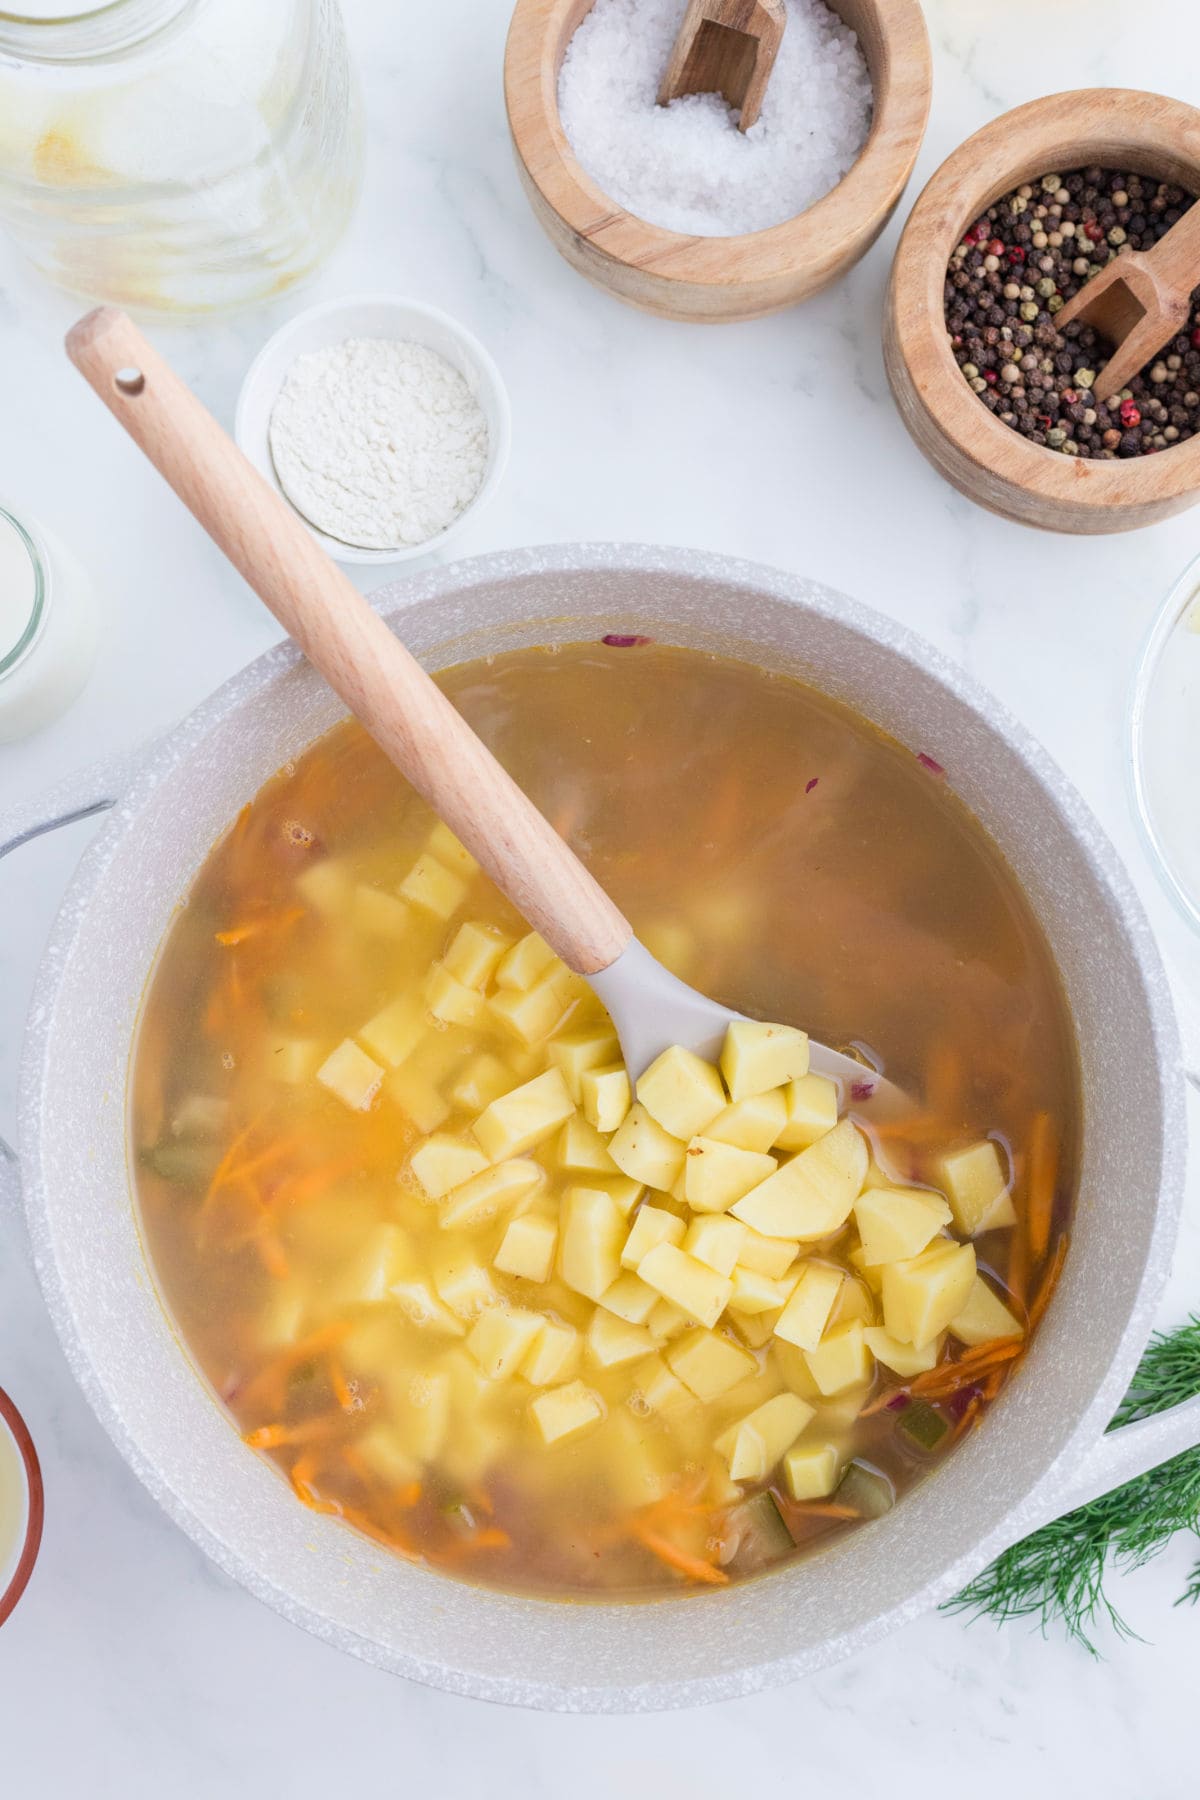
1053 200 1200 402
658 0 786 133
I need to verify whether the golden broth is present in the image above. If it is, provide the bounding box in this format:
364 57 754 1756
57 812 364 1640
130 642 1078 1597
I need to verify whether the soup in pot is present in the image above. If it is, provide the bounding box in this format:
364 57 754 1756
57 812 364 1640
130 642 1078 1597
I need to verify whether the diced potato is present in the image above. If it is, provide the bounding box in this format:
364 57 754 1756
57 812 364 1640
628 1354 695 1415
472 1067 575 1161
720 1019 809 1101
716 1392 814 1482
863 1326 944 1377
387 1369 451 1462
295 857 352 916
558 1186 627 1301
494 1211 558 1284
774 1261 844 1351
608 1104 687 1190
399 853 468 920
736 1225 800 1280
727 1306 783 1350
783 1440 842 1501
409 1134 490 1201
770 1337 821 1400
648 1296 692 1341
847 1244 885 1294
331 1222 412 1304
390 1279 466 1337
439 1417 509 1488
599 1270 659 1325
803 1320 873 1395
853 1184 952 1265
731 1118 868 1240
352 883 411 940
443 920 512 989
666 1329 756 1401
432 1252 498 1322
581 1064 632 1134
495 931 557 992
489 973 572 1047
636 1046 726 1140
940 1139 1017 1236
359 993 425 1069
596 1175 645 1217
425 963 484 1027
467 1305 545 1380
530 1380 604 1445
317 1039 385 1112
728 1266 794 1316
424 819 477 875
438 1158 544 1231
602 1411 674 1509
705 1088 788 1153
524 1320 580 1386
264 1035 321 1085
882 1241 977 1346
950 1275 1025 1347
550 1026 621 1103
828 1274 876 1328
259 1280 307 1348
587 1308 656 1368
554 1114 614 1176
774 1072 840 1152
638 1242 733 1329
449 1053 513 1113
387 1066 450 1134
355 1424 422 1491
679 1136 777 1214
684 1214 746 1277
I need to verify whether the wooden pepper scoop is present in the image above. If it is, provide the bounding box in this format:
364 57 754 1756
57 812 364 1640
1054 200 1200 401
658 0 786 133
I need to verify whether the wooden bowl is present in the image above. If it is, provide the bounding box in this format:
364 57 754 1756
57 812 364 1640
504 0 931 323
885 89 1200 534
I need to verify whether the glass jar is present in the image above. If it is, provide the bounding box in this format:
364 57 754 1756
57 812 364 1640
0 500 97 741
0 0 364 311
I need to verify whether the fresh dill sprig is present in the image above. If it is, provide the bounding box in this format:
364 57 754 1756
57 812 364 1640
944 1315 1200 1653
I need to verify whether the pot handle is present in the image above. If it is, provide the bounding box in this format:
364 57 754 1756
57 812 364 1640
0 741 149 864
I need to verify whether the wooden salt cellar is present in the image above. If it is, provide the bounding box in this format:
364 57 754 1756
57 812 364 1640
885 89 1200 534
504 0 931 323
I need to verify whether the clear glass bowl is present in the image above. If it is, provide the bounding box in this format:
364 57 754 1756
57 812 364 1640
1130 551 1200 935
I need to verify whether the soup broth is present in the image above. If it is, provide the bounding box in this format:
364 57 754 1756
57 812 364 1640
130 642 1078 1597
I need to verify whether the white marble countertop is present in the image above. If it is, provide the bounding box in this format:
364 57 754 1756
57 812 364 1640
2 0 1199 1790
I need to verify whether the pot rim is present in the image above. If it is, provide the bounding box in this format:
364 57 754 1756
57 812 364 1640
15 543 1186 1710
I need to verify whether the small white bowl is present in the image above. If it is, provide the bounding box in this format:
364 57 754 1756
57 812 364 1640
234 294 512 566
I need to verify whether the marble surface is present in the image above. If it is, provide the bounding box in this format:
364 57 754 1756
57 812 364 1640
1 0 1198 1789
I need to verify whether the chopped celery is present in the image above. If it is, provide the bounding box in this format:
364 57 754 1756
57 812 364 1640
835 1460 895 1519
897 1398 949 1452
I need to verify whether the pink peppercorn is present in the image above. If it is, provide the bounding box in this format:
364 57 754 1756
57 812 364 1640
983 369 998 385
1084 219 1104 243
1120 400 1142 427
1006 245 1026 264
986 238 1004 257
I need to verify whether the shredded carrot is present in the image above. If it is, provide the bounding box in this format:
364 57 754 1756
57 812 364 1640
1029 1233 1068 1329
329 1357 355 1412
238 1320 352 1413
204 1116 261 1206
471 1527 512 1550
242 1414 343 1450
255 1230 290 1281
633 1523 729 1586
215 905 305 948
396 1482 422 1509
787 1501 860 1521
908 1337 1023 1398
289 1452 321 1503
1027 1110 1058 1263
947 1393 984 1444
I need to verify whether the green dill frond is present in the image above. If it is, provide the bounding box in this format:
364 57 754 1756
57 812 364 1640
945 1316 1200 1652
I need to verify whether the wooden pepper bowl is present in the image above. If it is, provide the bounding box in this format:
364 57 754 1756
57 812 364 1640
885 89 1200 534
504 0 931 323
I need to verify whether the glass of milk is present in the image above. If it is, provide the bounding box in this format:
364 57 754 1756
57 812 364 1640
0 1388 42 1629
0 502 98 742
1130 552 1200 936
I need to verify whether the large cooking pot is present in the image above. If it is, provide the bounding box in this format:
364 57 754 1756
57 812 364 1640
1 546 1196 1711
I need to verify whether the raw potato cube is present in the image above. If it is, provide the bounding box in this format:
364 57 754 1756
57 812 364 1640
783 1440 842 1501
940 1139 1017 1236
524 1320 580 1386
438 1158 544 1231
409 1134 489 1201
467 1305 545 1380
494 1212 558 1284
731 1118 868 1240
557 1114 618 1176
603 1411 674 1510
432 1254 498 1322
598 1271 658 1325
390 1279 466 1337
608 1104 687 1190
399 853 468 920
629 1354 695 1415
550 1026 621 1102
443 920 512 990
771 1338 821 1400
355 1424 422 1491
264 1035 321 1085
387 1066 450 1134
387 1369 451 1463
666 1329 756 1401
636 1046 726 1140
716 1392 814 1482
882 1241 977 1346
803 1320 873 1395
950 1275 1024 1347
728 1306 784 1350
587 1307 656 1368
351 883 411 941
425 964 484 1027
472 1068 575 1161
680 1136 778 1214
637 1242 733 1329
317 1039 385 1112
332 1222 413 1305
774 1072 840 1152
705 1088 788 1153
774 1261 844 1351
495 931 557 991
729 1266 794 1316
530 1380 604 1445
597 1175 645 1217
558 1186 627 1301
359 993 425 1069
853 1185 952 1266
295 857 352 916
720 1019 809 1101
828 1275 876 1328
489 974 571 1047
863 1326 944 1377
684 1214 746 1277
582 1064 632 1134
440 1417 509 1489
424 820 477 875
450 1053 513 1114
847 1245 885 1295
648 1297 692 1341
736 1225 800 1281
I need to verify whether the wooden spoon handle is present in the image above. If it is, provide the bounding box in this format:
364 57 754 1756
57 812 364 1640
65 307 632 976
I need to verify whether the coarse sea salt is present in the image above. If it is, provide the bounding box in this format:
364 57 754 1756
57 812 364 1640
558 0 873 238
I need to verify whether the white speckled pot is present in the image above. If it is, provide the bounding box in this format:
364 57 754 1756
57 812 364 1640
1 545 1196 1712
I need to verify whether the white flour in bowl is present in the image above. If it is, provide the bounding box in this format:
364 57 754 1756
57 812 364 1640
268 338 489 551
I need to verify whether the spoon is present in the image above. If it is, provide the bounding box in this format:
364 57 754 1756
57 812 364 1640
66 308 897 1110
658 0 785 134
1052 200 1200 403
